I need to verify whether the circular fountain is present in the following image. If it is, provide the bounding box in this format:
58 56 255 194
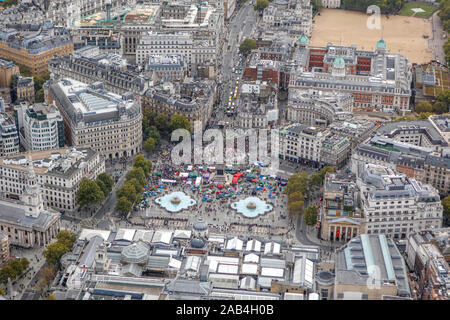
231 197 273 218
155 191 196 213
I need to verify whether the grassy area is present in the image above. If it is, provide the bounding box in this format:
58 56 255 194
399 2 439 18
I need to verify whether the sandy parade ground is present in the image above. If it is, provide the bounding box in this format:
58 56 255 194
310 9 433 64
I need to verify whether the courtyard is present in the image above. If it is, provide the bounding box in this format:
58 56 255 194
311 8 433 64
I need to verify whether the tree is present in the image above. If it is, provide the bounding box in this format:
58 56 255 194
35 88 45 103
254 0 269 11
44 242 70 266
288 191 305 204
286 172 310 195
45 294 56 300
76 178 105 208
154 114 170 134
0 288 5 296
116 196 133 216
144 137 156 153
97 173 114 193
40 267 56 287
133 154 153 178
9 259 24 276
56 230 76 250
170 113 190 133
309 173 323 189
117 183 139 204
127 178 144 195
126 167 146 186
0 265 17 285
443 195 450 225
288 200 304 217
148 126 161 144
239 38 257 56
304 205 318 226
96 179 108 197
20 258 30 271
415 101 433 114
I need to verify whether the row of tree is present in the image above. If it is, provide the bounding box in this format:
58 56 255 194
142 109 190 152
414 92 450 115
115 154 153 216
0 257 30 285
286 167 335 225
341 0 404 14
439 0 450 64
43 230 77 267
442 195 450 226
76 173 114 209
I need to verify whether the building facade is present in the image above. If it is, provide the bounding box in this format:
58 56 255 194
289 39 412 113
0 22 74 75
14 102 65 152
0 148 105 212
0 156 61 248
46 78 142 159
287 89 353 126
320 172 363 242
0 112 20 158
356 163 443 240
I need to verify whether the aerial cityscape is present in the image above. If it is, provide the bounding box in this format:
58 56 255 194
0 0 449 305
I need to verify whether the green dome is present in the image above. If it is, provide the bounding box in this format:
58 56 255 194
377 39 386 49
333 56 345 67
298 34 309 45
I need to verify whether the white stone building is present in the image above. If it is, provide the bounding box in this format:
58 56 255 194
356 163 443 240
14 102 65 152
0 148 105 213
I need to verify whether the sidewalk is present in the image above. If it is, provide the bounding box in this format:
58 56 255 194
304 225 344 249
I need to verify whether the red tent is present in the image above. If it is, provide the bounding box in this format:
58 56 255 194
218 184 224 189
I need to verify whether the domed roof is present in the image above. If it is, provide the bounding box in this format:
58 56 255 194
121 242 149 264
376 38 386 49
193 217 208 231
333 56 345 67
298 34 309 45
191 238 205 248
317 270 335 283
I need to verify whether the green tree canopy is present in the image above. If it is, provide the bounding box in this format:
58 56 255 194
239 38 258 56
20 258 30 271
97 173 114 193
170 113 191 132
133 154 153 178
154 114 170 134
254 0 269 11
443 195 450 224
288 200 304 217
148 125 161 144
43 242 70 266
117 183 139 203
9 259 25 276
76 178 105 207
56 230 76 249
116 196 133 216
144 137 156 153
35 88 45 103
127 178 144 195
288 191 305 204
304 205 318 226
287 172 310 195
126 167 146 186
0 265 17 285
415 101 433 114
96 179 108 197
0 288 5 296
